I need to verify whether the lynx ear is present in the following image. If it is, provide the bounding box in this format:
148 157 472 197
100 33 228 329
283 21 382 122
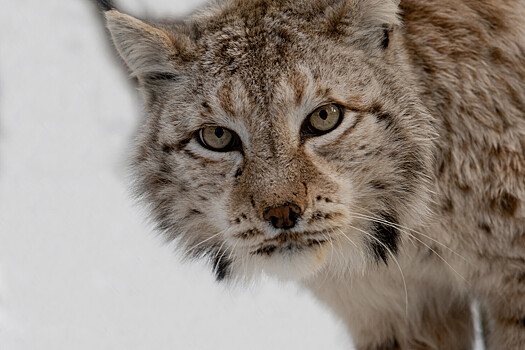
326 0 400 49
355 0 400 27
105 10 194 79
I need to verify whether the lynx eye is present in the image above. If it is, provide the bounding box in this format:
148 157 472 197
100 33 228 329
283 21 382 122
303 104 343 137
199 126 237 151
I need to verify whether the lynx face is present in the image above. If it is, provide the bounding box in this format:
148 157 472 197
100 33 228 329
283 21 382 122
107 0 436 281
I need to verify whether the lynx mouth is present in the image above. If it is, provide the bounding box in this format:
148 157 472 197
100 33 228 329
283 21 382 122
251 239 329 256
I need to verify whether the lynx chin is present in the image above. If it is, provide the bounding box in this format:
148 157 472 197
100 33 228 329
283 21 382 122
97 0 525 348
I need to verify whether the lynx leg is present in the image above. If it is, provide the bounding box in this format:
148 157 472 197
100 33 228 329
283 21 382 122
403 295 473 350
351 294 473 350
305 267 474 350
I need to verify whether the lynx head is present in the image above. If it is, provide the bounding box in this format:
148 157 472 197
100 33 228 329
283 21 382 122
105 0 436 282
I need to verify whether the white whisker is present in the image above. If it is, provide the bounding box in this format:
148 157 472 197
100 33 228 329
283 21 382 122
334 227 366 279
345 223 410 320
186 227 229 256
348 207 470 264
212 238 229 275
346 211 470 284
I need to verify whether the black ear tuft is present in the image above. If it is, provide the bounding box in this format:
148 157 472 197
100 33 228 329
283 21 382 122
95 0 115 12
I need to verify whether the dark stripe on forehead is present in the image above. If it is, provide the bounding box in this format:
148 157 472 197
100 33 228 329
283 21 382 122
201 101 214 115
217 82 235 116
369 212 400 265
315 86 332 99
288 71 308 106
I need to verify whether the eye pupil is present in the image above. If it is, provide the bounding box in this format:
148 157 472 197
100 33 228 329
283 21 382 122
303 103 343 137
215 127 224 138
200 126 237 152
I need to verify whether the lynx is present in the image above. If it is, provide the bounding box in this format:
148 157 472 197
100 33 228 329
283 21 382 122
98 0 525 348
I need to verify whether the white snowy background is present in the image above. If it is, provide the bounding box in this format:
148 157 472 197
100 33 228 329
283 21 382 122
0 1 483 349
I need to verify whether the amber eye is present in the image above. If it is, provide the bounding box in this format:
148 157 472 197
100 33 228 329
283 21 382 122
199 126 237 151
302 104 343 139
309 104 341 131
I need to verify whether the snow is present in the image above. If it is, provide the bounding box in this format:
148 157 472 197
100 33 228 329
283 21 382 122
0 1 483 349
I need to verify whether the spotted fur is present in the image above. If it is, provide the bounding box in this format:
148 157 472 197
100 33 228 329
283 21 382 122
103 0 525 348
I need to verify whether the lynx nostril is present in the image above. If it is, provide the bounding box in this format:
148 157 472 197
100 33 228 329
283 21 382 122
263 203 302 229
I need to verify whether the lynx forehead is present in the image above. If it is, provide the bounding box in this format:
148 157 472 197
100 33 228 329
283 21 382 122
101 0 525 348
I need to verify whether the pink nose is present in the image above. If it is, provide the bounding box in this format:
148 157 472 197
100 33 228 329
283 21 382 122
263 203 302 229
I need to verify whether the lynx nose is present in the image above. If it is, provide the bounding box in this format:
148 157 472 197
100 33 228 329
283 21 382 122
263 203 303 229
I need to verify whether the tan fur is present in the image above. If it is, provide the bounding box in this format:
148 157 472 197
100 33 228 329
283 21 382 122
104 0 525 348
